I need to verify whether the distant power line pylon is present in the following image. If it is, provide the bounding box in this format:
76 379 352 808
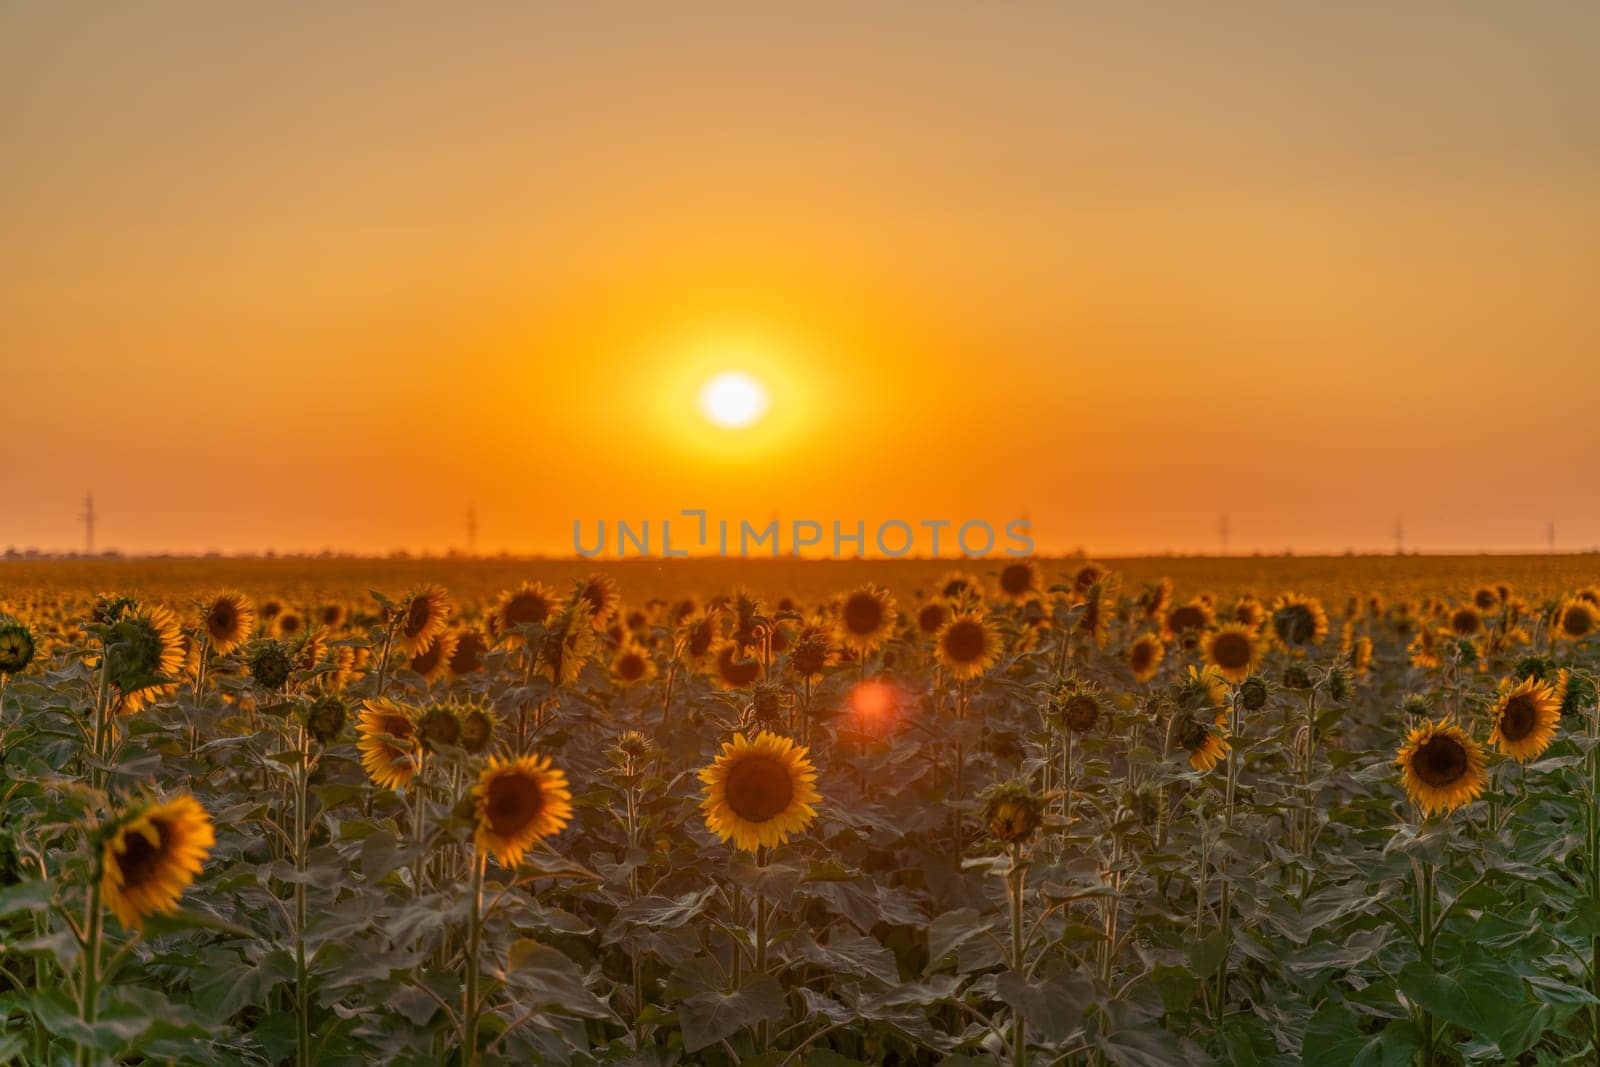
80 493 96 556
465 505 478 557
1219 514 1230 557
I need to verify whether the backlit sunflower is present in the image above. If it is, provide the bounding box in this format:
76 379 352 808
490 581 557 646
936 571 984 605
1230 596 1267 630
1488 676 1561 763
1071 563 1109 600
713 641 763 689
1449 606 1484 637
935 611 1002 681
100 794 215 931
1408 627 1444 669
1163 600 1214 640
447 629 488 677
1076 581 1113 649
699 731 820 852
202 591 255 655
1128 633 1165 682
1396 719 1487 816
536 602 596 686
273 610 306 639
1202 624 1263 683
112 605 186 714
787 622 835 681
576 573 621 629
995 560 1043 604
837 585 897 655
472 754 573 867
397 585 452 656
681 611 721 666
611 642 657 687
916 599 952 638
1270 593 1329 648
0 622 36 675
356 698 420 790
1554 599 1598 642
1177 710 1229 773
407 631 456 683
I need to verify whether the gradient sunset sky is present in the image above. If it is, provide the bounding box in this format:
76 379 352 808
4 3 1597 557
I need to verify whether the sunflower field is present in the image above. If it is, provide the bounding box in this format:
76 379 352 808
3 560 1600 1065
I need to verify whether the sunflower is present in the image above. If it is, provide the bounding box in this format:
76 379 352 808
787 622 835 681
935 571 984 604
1163 600 1214 640
995 560 1043 604
699 731 820 852
0 622 36 674
983 780 1044 844
576 573 621 629
1076 581 1113 649
837 585 897 655
1137 579 1173 620
112 605 186 714
537 603 597 686
611 642 658 687
1177 710 1229 773
1396 719 1487 816
273 610 306 639
472 754 573 867
319 602 348 629
1408 627 1444 669
915 599 952 638
100 794 215 931
202 591 255 655
713 641 763 690
681 611 721 667
1472 586 1501 612
934 611 1002 681
1270 594 1329 648
447 629 488 677
1231 596 1267 630
1202 624 1263 683
1128 633 1165 682
397 586 452 656
1071 563 1109 600
1488 676 1561 763
1554 599 1598 642
490 581 557 647
457 703 497 754
356 698 420 790
1449 606 1484 637
407 631 456 683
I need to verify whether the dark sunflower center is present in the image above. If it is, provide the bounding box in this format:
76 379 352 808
450 635 485 674
942 621 988 663
1563 607 1594 637
279 614 301 634
1212 632 1253 670
1177 717 1209 752
207 603 235 636
1274 605 1316 645
507 594 549 627
617 654 646 681
1451 610 1481 635
919 605 947 634
116 819 170 889
412 643 442 673
485 773 544 835
688 621 715 657
1131 643 1154 671
999 565 1032 595
1413 735 1469 787
1065 696 1098 731
719 649 761 686
1499 695 1537 741
405 598 431 637
843 594 884 635
723 755 794 823
1169 606 1206 632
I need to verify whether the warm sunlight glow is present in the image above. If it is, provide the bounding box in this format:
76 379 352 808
697 371 769 429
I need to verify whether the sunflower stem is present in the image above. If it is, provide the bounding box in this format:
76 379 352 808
411 750 429 898
461 853 486 1066
293 724 311 1067
1007 842 1028 1067
75 872 104 1067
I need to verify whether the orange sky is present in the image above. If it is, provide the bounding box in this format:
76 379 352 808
3 4 1598 557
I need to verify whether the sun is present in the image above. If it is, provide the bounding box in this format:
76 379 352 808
698 370 769 429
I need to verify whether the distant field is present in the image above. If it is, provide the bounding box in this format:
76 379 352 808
4 553 1599 608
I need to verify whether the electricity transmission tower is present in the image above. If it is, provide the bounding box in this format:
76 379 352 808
80 493 96 556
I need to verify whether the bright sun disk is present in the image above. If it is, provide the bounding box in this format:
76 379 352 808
698 371 769 429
